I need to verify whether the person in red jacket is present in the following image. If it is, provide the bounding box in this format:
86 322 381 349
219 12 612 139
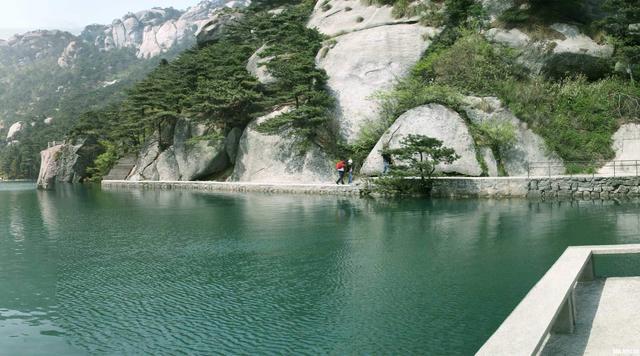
336 159 346 185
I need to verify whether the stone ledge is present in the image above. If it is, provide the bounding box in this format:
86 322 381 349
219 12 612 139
101 180 362 196
102 175 640 200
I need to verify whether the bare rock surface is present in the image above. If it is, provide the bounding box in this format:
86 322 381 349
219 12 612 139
127 119 237 181
599 123 640 175
231 107 334 183
36 139 102 189
484 28 531 48
550 23 613 58
6 122 25 141
307 0 420 37
318 24 437 143
246 45 276 84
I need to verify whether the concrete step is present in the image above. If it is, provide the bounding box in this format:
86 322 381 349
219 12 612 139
103 155 136 180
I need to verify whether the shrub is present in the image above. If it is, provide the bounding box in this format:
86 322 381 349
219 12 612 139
499 76 640 162
472 120 517 174
413 33 521 95
375 134 460 195
542 53 614 81
87 141 119 181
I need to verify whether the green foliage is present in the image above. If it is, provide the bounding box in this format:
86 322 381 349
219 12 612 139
65 0 333 174
375 134 459 195
472 120 517 174
542 53 614 81
500 76 640 162
498 0 589 28
0 38 184 178
600 0 640 82
363 27 640 174
414 32 521 95
86 141 119 181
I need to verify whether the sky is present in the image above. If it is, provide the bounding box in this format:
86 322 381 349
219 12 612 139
0 0 202 39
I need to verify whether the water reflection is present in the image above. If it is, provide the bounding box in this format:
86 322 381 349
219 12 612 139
3 183 640 354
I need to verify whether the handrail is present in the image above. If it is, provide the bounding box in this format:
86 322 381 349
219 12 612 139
46 140 66 148
526 160 640 178
477 244 640 355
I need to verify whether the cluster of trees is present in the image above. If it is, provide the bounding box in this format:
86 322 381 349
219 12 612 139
68 0 333 177
0 36 179 178
1 0 331 179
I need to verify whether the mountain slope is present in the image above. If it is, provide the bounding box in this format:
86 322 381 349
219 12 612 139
0 0 249 178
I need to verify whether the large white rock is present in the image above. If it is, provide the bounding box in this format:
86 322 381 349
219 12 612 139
57 41 79 68
37 145 65 190
462 96 564 176
231 107 334 183
36 139 101 189
318 24 437 143
484 28 530 49
88 0 250 59
246 45 276 84
550 23 614 58
599 124 640 175
127 137 162 181
307 0 419 37
361 104 483 176
6 122 24 140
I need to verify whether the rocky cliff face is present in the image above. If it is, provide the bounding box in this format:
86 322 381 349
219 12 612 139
0 0 248 70
82 0 249 59
309 0 440 143
126 119 240 181
36 138 102 190
231 107 335 183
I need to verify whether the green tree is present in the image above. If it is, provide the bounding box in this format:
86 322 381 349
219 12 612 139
376 134 460 194
601 0 640 83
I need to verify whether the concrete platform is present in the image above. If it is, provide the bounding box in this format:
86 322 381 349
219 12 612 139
542 277 640 355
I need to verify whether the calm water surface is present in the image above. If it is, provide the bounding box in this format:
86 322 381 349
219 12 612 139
1 181 640 355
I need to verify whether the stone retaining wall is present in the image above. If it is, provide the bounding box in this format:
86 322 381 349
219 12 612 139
101 180 361 196
526 176 640 199
432 176 640 199
102 176 640 199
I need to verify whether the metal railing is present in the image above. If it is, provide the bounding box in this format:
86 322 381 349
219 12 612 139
47 140 66 148
527 160 640 178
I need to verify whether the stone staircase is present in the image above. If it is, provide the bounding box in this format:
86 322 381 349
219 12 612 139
103 155 136 181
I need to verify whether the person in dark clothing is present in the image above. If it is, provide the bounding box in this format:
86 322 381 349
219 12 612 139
336 159 346 185
347 159 354 184
382 152 392 174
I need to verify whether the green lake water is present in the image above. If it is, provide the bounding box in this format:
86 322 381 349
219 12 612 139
1 181 640 355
